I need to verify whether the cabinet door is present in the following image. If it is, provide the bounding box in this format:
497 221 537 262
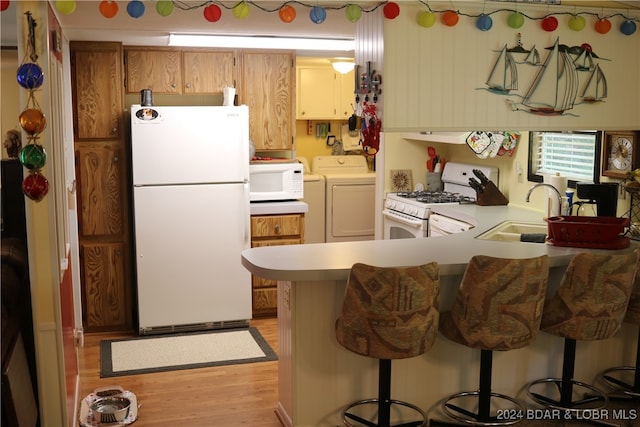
183 50 235 94
338 69 356 120
241 52 294 151
80 242 131 331
125 49 182 93
297 67 337 119
75 144 125 238
71 42 123 140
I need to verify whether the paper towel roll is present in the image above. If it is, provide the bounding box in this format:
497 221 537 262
544 174 568 216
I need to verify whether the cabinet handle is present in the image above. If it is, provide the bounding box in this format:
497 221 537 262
113 155 119 163
172 83 177 88
111 127 117 134
274 223 280 234
185 82 191 88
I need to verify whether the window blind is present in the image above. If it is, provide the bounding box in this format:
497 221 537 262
531 132 597 182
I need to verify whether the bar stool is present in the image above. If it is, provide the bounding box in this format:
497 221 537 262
526 250 639 416
431 255 550 427
599 267 640 399
335 262 440 427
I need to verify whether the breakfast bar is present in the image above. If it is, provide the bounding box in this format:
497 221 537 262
241 204 639 427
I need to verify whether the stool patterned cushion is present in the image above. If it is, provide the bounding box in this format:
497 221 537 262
439 255 549 351
541 250 639 340
335 262 440 359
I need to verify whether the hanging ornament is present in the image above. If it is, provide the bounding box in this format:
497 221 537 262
126 1 145 18
99 0 119 18
309 6 326 24
233 2 250 19
442 10 459 26
417 11 436 28
16 63 44 90
19 143 47 170
203 4 222 22
278 5 296 23
383 2 400 20
19 108 46 136
1 1 10 12
476 14 493 31
507 12 525 29
156 0 174 17
541 16 558 32
568 15 586 31
345 4 361 23
621 20 637 35
22 171 49 202
55 0 76 15
594 18 612 34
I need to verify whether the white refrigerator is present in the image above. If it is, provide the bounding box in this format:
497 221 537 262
130 105 251 334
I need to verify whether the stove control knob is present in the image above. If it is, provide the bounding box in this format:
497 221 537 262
409 207 418 216
386 200 395 209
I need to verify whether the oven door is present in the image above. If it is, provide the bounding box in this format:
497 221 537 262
383 209 428 239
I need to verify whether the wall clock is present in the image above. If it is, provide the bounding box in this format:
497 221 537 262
602 131 638 179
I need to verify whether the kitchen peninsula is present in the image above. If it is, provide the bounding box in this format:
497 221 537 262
241 204 639 427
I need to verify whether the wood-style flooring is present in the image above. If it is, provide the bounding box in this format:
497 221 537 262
77 317 282 426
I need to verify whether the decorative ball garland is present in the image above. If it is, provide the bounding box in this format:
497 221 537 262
16 12 49 202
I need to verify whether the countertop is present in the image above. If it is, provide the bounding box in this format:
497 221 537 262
241 204 637 282
249 200 308 216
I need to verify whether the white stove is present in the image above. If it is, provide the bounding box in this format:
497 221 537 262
383 162 498 239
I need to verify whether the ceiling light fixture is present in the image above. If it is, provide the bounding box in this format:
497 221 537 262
330 59 355 74
168 34 355 52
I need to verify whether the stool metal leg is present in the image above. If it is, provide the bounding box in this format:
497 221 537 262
600 325 640 399
343 359 427 427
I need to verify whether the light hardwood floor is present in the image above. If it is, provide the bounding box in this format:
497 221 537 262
77 317 282 426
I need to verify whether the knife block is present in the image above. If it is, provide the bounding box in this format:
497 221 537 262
476 181 509 206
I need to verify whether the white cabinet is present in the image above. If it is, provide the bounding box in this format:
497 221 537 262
296 66 354 120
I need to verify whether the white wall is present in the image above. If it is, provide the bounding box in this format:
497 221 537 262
383 2 640 131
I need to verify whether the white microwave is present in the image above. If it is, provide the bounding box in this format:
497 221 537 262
249 162 304 202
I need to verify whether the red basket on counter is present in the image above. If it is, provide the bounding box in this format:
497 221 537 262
545 216 630 248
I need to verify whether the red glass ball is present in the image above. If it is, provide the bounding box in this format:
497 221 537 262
1 1 10 12
22 171 49 202
383 2 399 19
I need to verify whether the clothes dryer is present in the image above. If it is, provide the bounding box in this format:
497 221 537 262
311 155 375 242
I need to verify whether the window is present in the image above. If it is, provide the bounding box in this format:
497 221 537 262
528 131 601 187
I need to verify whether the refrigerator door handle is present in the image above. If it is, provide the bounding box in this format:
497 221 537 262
244 182 251 248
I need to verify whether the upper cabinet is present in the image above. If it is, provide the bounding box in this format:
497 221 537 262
240 51 295 151
124 48 236 94
71 42 123 140
125 48 182 93
296 65 354 120
182 50 235 94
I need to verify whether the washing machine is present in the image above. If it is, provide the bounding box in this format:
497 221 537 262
311 155 376 242
298 157 326 244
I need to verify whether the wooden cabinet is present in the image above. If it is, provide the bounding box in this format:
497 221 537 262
125 48 182 94
183 50 235 93
125 48 236 94
250 214 304 317
296 66 355 120
240 51 295 151
71 42 123 139
71 41 133 332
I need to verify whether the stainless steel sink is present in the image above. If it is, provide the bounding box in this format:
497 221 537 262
476 220 547 242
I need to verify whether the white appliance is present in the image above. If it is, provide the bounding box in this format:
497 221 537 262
299 157 326 243
249 162 304 202
383 162 497 239
130 104 251 335
311 155 375 242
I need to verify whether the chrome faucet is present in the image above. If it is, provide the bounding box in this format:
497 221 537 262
526 183 563 216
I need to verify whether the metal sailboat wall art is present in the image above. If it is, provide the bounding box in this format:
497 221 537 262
482 36 609 117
